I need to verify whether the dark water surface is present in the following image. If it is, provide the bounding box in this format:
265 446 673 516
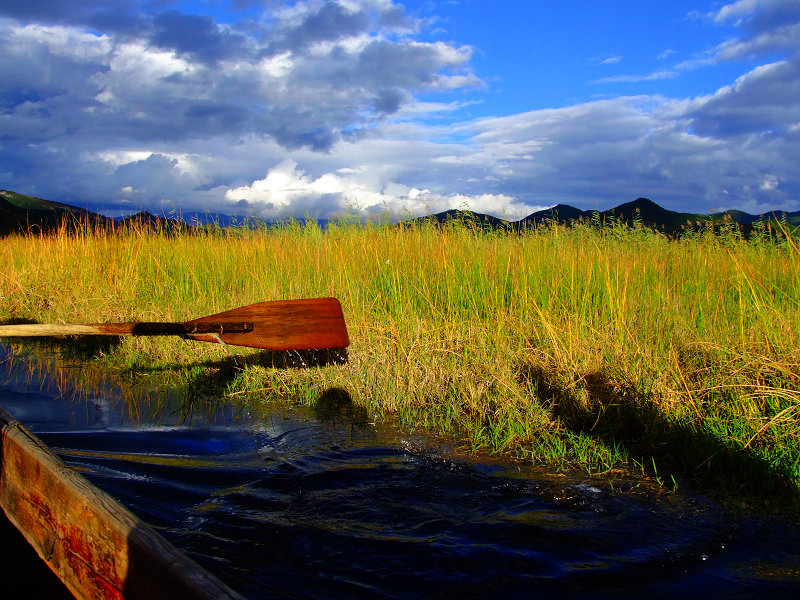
2 345 800 599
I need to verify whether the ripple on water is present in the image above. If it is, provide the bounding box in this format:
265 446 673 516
2 346 800 599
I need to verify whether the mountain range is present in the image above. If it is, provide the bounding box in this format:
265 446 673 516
1 189 797 237
419 197 799 236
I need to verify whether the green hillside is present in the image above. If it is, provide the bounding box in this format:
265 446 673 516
0 189 109 235
0 189 84 212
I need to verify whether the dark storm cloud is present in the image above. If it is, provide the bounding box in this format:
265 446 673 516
0 0 147 33
151 11 249 63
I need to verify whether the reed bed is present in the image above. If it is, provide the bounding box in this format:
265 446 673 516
1 217 799 507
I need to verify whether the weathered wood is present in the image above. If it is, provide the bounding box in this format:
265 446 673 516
0 297 350 350
0 407 246 600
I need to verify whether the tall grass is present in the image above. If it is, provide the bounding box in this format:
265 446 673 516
2 217 799 507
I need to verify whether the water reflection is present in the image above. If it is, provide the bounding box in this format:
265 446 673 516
2 343 800 599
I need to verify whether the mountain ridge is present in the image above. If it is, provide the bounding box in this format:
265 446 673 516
422 197 799 236
1 189 797 237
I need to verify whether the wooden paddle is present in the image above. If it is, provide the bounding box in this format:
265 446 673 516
0 298 349 350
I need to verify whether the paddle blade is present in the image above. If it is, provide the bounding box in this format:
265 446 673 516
184 298 349 350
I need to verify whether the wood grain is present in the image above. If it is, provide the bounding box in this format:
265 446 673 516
0 407 245 600
0 297 350 350
185 297 350 350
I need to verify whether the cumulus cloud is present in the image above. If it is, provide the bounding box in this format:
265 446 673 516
224 158 542 220
219 79 799 219
0 1 479 152
687 59 800 137
0 0 798 219
453 96 798 213
714 0 798 30
150 11 250 63
695 0 800 63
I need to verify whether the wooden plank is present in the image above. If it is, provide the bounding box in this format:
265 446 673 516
0 407 246 600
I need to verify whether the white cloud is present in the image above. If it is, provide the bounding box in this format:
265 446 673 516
594 70 678 84
12 22 112 60
0 4 481 152
223 158 546 220
0 0 798 220
96 150 154 166
687 0 800 65
209 79 799 220
714 0 762 24
760 174 779 191
687 59 800 137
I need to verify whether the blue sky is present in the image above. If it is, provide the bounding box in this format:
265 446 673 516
1 1 799 220
414 1 745 113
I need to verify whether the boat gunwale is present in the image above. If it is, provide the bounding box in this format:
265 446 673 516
0 406 246 600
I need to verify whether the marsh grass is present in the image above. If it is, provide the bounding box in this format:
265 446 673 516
2 216 799 509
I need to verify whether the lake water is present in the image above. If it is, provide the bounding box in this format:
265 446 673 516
1 343 800 599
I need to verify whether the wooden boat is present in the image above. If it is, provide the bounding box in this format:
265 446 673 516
0 406 246 600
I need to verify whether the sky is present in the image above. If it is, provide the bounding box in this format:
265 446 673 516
1 0 799 221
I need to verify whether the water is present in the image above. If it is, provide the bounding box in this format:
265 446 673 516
2 344 800 599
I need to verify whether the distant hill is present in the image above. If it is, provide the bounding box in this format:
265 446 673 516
0 189 111 235
117 210 192 232
413 197 799 237
1 189 94 213
0 190 187 235
416 209 511 231
2 189 798 237
521 204 587 224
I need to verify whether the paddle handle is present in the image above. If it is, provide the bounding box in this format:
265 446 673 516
0 324 109 337
0 321 253 337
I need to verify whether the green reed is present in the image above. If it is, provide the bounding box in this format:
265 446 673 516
2 217 799 508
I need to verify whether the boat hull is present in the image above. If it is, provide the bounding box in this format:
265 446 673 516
0 407 245 600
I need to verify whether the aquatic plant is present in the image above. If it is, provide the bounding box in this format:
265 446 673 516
2 214 799 508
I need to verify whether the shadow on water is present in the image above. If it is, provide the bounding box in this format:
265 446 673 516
176 347 349 398
0 328 124 360
2 342 800 599
522 364 799 511
0 330 348 421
